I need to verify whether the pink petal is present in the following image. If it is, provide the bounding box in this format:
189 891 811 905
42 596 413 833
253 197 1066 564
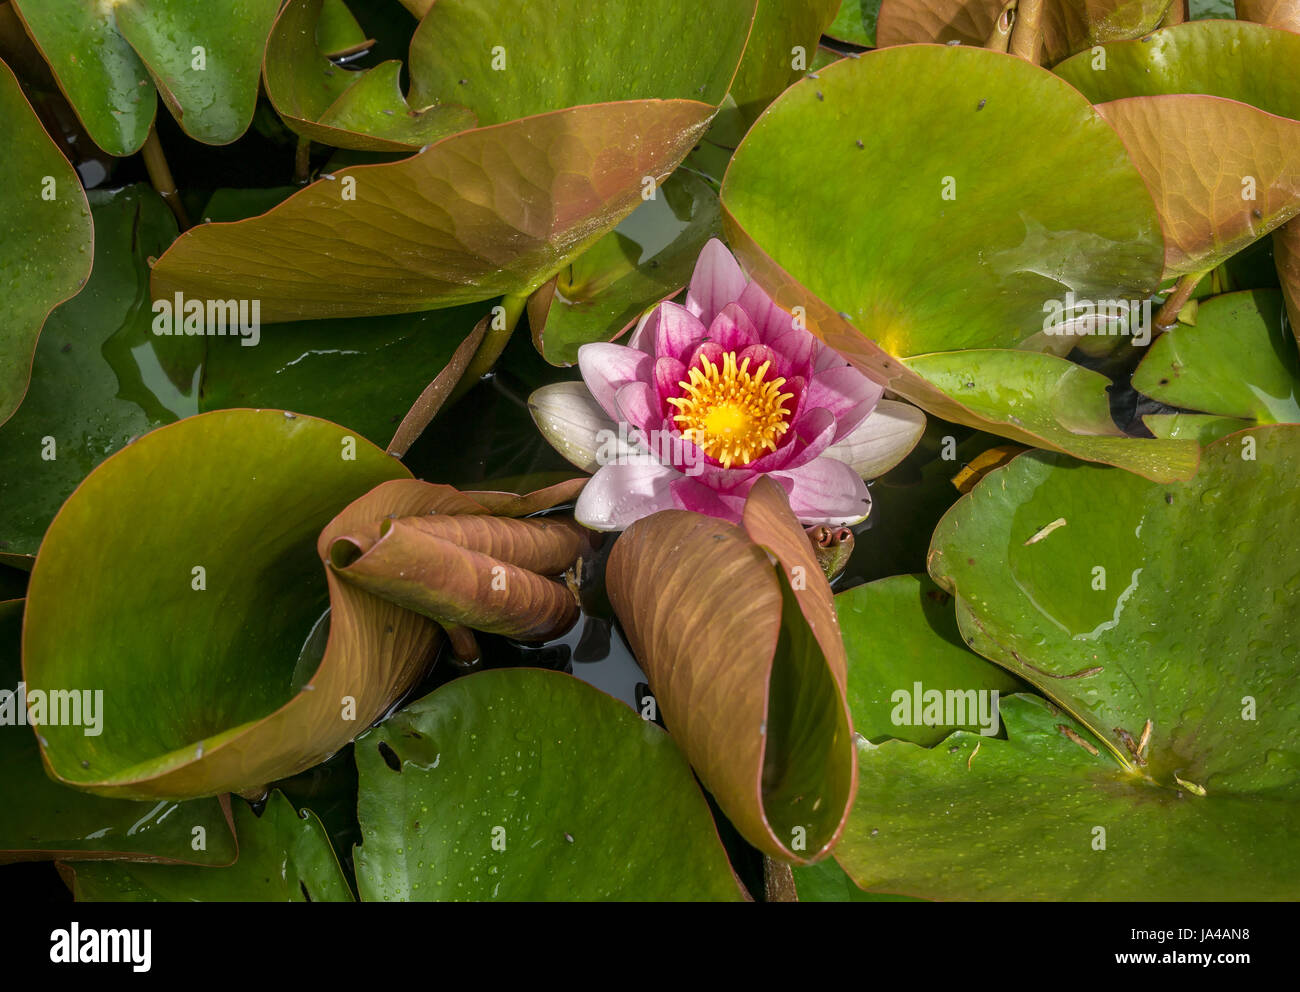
805 365 885 440
685 239 747 325
574 463 680 531
706 303 760 353
738 281 798 344
578 343 652 421
652 301 708 362
684 340 725 374
770 329 818 379
823 399 927 480
654 356 687 413
615 381 661 436
771 456 873 525
669 476 746 523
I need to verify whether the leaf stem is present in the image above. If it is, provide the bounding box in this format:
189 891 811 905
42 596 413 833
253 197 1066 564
141 125 190 230
1154 272 1203 332
1008 0 1043 64
446 292 529 407
294 136 312 185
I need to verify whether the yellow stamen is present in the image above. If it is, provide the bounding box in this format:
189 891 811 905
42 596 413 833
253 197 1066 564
665 352 793 468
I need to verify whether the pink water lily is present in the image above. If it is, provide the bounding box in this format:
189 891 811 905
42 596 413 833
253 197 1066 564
529 240 926 530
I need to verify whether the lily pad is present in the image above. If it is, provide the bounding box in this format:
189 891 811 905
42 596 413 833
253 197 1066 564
0 55 93 429
827 0 882 46
903 350 1200 481
836 574 1024 746
12 0 280 152
0 600 238 865
833 428 1300 898
1236 0 1300 30
354 668 744 901
1054 21 1300 122
606 478 857 863
264 0 474 151
406 0 757 123
65 791 352 901
150 100 721 322
1133 290 1300 429
23 409 420 799
0 185 195 556
528 169 721 366
1096 95 1300 277
728 0 840 125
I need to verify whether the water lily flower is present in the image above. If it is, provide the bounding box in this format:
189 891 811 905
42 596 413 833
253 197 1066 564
529 239 926 530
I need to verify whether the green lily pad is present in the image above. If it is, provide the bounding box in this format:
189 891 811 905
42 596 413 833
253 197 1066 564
528 169 720 366
13 0 280 151
722 46 1164 358
836 575 1024 746
9 0 155 155
1134 290 1300 429
1055 21 1300 122
0 56 93 429
833 428 1300 899
903 349 1199 481
201 302 490 448
0 600 237 865
0 186 196 556
354 668 744 901
406 0 757 123
65 791 352 901
151 100 722 322
827 0 881 46
264 0 474 152
23 409 419 799
1143 413 1255 443
729 0 840 125
792 857 920 901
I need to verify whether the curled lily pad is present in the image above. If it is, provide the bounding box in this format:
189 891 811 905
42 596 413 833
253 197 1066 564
728 0 839 125
1096 95 1300 278
64 791 352 901
1278 221 1300 344
354 668 744 900
0 55 92 429
327 480 592 643
1237 0 1300 30
23 409 418 799
1134 289 1300 434
12 0 280 152
264 0 474 151
0 600 237 865
606 477 856 863
528 169 721 366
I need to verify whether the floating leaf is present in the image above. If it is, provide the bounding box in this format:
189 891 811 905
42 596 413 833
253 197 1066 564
0 186 193 556
836 575 1024 747
263 0 474 151
1133 290 1300 432
13 0 280 152
0 600 237 865
23 410 418 799
720 47 1188 477
406 0 756 122
1055 21 1300 122
354 668 744 900
833 431 1300 898
1096 95 1300 277
606 477 856 863
151 101 720 322
528 169 721 366
64 792 352 901
728 0 839 125
1236 0 1300 31
827 0 882 46
0 55 92 428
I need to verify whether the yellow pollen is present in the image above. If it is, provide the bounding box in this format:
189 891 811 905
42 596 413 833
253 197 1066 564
666 352 793 468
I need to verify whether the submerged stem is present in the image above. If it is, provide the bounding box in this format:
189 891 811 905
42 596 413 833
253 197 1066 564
294 136 312 185
1008 0 1043 64
1154 272 1204 332
141 126 190 230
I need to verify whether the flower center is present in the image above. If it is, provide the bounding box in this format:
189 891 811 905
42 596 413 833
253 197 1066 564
666 352 793 468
